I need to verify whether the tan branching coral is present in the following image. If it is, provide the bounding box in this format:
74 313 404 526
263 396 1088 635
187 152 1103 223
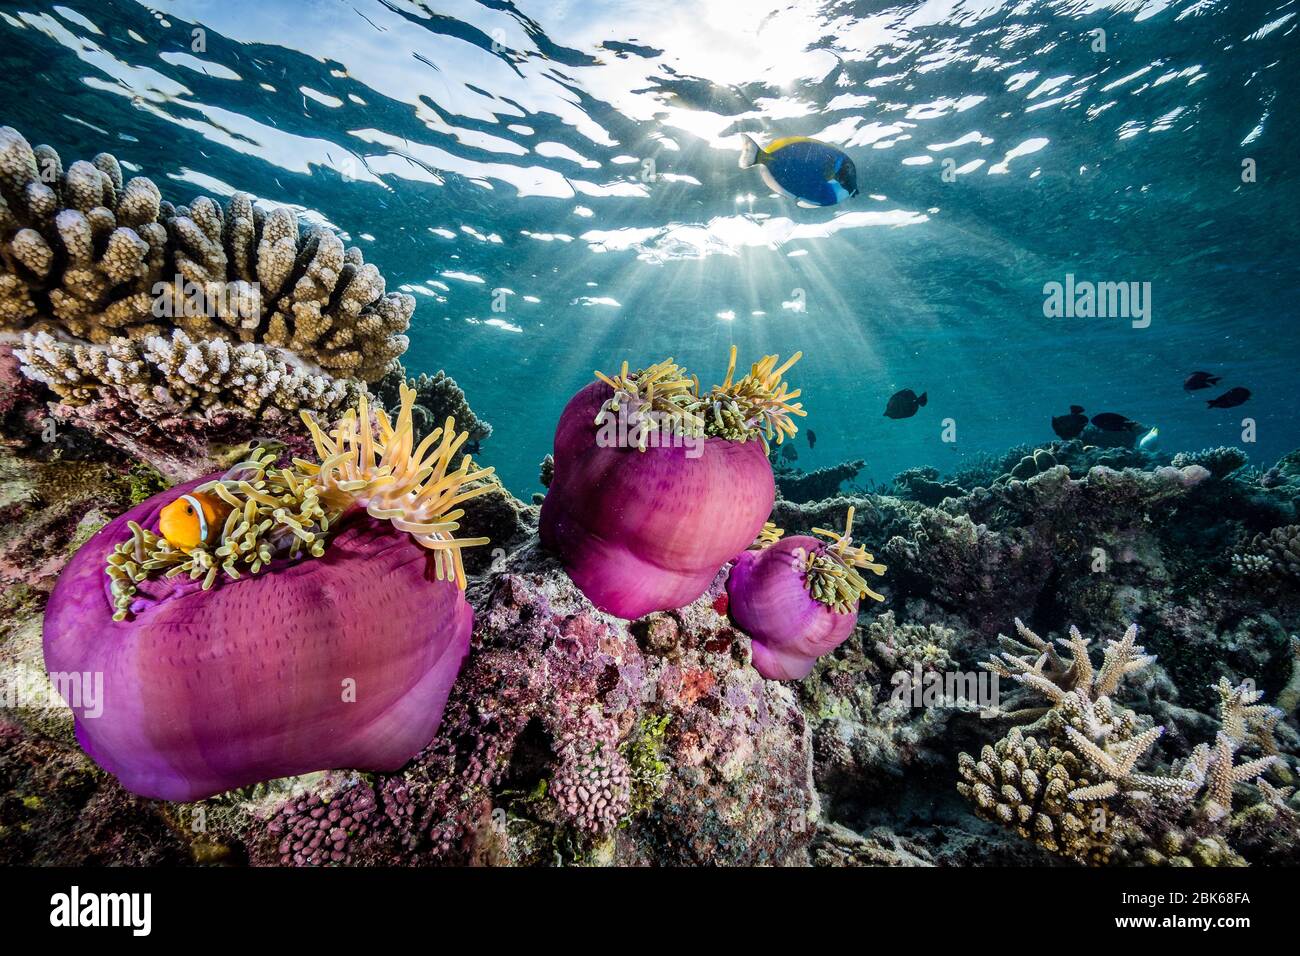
1234 525 1300 585
961 620 1283 866
981 618 1155 728
15 329 363 417
0 126 412 383
958 726 1135 864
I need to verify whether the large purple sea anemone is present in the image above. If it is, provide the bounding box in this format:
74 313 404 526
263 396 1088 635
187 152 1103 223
42 386 488 801
727 512 885 680
541 351 802 619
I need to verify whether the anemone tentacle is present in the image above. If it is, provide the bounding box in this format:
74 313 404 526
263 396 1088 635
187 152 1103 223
106 382 493 615
804 506 887 613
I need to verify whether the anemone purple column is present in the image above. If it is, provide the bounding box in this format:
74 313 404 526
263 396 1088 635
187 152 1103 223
43 479 473 802
727 508 885 680
726 536 860 679
540 380 776 619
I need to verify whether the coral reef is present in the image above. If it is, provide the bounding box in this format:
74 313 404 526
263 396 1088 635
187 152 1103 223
1233 525 1300 586
1172 446 1249 480
0 126 414 477
959 620 1285 865
4 359 1300 867
252 774 380 866
775 459 865 503
376 366 493 449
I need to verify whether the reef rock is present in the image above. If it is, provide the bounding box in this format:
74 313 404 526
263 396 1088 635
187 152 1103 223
358 545 818 865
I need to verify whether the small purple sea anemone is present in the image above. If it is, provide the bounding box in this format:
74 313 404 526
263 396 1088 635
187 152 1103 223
541 350 803 619
43 386 491 801
727 510 885 680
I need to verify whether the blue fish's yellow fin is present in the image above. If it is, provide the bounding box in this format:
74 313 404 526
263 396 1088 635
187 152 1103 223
765 136 818 153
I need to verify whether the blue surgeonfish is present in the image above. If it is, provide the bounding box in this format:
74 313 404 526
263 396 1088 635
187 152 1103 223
738 134 858 207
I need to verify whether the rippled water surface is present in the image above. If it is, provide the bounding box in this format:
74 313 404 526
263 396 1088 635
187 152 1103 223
2 0 1296 492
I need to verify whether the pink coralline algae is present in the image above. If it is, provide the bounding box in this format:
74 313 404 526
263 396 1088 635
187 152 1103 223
541 352 804 619
727 512 885 680
550 706 632 835
366 547 819 866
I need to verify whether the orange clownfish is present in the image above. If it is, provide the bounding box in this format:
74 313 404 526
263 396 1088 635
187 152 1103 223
159 491 233 551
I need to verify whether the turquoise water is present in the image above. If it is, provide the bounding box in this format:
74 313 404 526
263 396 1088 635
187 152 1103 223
1 0 1295 494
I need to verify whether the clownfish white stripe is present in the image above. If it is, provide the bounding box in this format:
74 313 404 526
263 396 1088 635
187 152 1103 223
180 495 209 544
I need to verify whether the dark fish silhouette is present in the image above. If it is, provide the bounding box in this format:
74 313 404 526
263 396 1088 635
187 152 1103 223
1207 387 1251 408
884 389 927 419
1091 412 1140 432
1052 405 1088 440
1183 371 1221 391
806 429 817 450
781 443 799 462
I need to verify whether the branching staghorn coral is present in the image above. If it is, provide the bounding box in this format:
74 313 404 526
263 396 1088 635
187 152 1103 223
0 126 412 382
1233 525 1300 586
590 346 805 452
960 620 1285 865
104 384 493 619
980 618 1155 729
868 610 957 673
15 328 363 418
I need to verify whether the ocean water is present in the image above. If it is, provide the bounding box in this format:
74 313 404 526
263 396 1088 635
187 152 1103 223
1 0 1296 495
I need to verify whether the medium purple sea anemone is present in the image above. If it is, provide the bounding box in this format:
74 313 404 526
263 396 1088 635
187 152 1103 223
727 511 885 680
541 350 803 619
43 387 491 801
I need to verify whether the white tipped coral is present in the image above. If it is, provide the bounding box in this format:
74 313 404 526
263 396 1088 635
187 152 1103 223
298 383 495 588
